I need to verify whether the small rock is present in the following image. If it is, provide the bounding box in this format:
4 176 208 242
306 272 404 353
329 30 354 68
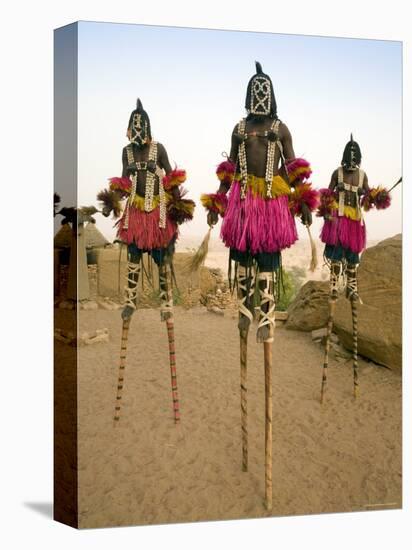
330 342 352 359
84 333 109 345
312 328 328 341
210 306 224 316
330 333 340 344
81 300 98 310
97 299 118 310
275 311 288 321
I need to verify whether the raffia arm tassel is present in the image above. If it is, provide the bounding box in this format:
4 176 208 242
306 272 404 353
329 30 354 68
162 169 187 191
285 157 312 184
200 192 228 216
361 186 391 211
97 188 123 218
216 159 236 185
167 187 195 224
289 182 320 216
316 188 338 218
184 226 213 274
109 176 132 194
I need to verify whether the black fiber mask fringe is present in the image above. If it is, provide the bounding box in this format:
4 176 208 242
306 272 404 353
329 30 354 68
342 134 362 170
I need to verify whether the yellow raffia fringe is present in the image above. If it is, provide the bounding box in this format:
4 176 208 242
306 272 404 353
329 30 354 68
217 171 234 183
200 194 215 209
288 165 312 183
164 173 186 189
327 203 361 221
172 200 195 215
234 173 290 198
128 193 172 211
109 181 131 193
200 194 227 215
343 206 362 220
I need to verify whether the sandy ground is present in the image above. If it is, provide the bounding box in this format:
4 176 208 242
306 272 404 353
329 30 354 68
71 306 401 529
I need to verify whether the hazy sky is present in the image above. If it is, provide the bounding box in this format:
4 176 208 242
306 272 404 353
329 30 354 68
76 21 402 244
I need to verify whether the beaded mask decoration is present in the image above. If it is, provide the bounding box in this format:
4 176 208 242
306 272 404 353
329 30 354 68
128 98 151 146
250 75 272 115
129 113 149 146
245 61 276 117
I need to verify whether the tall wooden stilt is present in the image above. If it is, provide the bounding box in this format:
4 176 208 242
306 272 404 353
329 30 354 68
166 319 180 423
320 298 336 404
351 299 359 398
264 340 273 512
240 328 249 472
237 265 254 472
113 318 131 424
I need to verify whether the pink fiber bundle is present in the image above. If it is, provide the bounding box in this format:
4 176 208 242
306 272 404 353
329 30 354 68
289 183 320 216
374 188 391 210
320 214 366 254
202 192 228 215
285 157 312 182
361 187 392 212
317 188 337 218
221 181 298 254
216 160 236 175
117 206 177 249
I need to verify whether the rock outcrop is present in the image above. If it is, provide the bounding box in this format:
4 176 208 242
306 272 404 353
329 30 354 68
95 247 233 310
334 234 402 371
285 280 330 331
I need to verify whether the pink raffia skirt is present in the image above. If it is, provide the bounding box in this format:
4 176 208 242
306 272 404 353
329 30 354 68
116 206 177 249
320 214 366 254
220 181 298 254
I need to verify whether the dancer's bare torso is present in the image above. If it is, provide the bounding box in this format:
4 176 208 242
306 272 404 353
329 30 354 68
122 142 172 197
329 167 370 208
229 116 295 180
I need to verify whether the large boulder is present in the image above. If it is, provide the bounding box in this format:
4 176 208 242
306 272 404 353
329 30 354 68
285 280 330 331
334 234 402 371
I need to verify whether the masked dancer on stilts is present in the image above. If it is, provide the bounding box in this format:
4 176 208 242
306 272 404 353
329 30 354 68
201 62 319 511
318 134 392 403
98 99 195 425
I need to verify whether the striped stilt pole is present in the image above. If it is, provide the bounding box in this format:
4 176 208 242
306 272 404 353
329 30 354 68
166 319 180 423
321 262 340 404
351 300 359 398
264 341 273 512
114 318 131 424
346 264 360 399
320 298 336 404
240 328 249 472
